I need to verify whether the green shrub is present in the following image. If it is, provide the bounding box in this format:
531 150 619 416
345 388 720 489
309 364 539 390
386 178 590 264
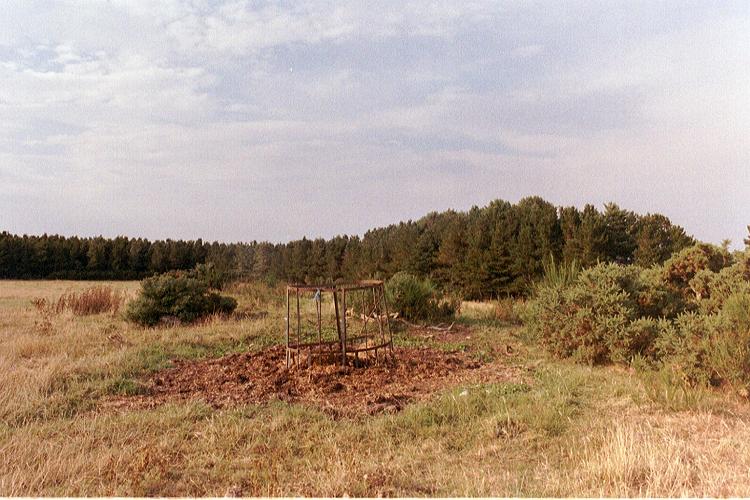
385 272 457 321
662 243 731 299
524 263 654 364
495 297 524 325
125 269 238 327
690 264 750 314
523 247 750 392
739 250 750 280
711 292 750 388
653 299 750 390
637 266 688 319
653 312 717 386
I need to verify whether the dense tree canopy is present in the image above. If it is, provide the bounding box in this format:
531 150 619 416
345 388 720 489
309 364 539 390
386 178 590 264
0 197 697 298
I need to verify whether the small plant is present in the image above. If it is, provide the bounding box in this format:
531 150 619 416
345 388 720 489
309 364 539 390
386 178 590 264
125 269 237 327
535 254 581 291
385 272 457 321
640 366 711 411
494 297 523 325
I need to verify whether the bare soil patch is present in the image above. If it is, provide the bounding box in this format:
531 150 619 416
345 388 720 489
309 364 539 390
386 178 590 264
104 343 521 417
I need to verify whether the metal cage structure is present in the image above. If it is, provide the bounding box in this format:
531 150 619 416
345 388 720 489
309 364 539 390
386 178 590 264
285 280 394 368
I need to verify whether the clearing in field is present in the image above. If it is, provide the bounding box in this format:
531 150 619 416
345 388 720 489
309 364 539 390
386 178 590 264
104 339 520 417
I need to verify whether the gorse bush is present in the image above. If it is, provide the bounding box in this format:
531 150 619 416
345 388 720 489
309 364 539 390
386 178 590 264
689 265 750 314
522 263 655 364
711 292 750 386
126 268 237 327
662 243 731 299
637 266 687 319
523 245 750 391
385 271 457 321
654 312 718 386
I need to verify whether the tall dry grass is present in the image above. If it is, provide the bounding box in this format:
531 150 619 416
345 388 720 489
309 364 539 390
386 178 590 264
548 414 750 497
461 298 524 324
31 285 125 316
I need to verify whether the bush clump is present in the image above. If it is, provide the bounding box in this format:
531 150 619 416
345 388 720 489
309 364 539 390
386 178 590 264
523 245 750 391
385 271 458 321
522 263 655 364
126 268 237 327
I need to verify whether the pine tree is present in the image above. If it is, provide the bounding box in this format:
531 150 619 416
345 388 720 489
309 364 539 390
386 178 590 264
602 203 637 264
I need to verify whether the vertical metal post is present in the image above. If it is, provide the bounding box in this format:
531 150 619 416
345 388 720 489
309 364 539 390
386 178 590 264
362 289 369 355
380 283 394 355
341 289 347 366
333 289 342 363
373 286 384 362
286 287 290 368
317 290 322 349
295 287 301 367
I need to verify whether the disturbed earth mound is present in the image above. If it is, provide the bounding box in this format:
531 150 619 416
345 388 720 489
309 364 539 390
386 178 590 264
105 344 520 417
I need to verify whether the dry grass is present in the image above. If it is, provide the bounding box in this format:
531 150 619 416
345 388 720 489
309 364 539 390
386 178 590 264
31 285 126 316
0 281 749 496
461 298 523 324
543 413 750 497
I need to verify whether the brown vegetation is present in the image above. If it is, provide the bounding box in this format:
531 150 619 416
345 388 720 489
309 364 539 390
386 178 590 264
31 285 125 316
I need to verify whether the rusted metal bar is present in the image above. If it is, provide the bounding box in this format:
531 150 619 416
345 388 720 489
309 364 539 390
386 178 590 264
317 291 322 345
380 283 394 355
333 289 342 344
286 287 290 368
373 286 384 363
341 289 347 366
295 288 300 367
288 284 337 292
288 339 390 352
285 281 393 368
336 284 383 292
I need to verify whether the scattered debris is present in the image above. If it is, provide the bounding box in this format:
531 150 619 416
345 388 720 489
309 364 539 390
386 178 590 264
102 343 522 418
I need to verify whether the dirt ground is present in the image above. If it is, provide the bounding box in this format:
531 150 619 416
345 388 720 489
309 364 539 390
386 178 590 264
104 336 522 417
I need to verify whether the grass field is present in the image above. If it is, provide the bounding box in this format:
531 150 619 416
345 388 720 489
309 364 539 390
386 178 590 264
1 280 749 496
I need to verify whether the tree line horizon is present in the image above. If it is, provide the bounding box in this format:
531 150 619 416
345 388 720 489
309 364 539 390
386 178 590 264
0 196 709 298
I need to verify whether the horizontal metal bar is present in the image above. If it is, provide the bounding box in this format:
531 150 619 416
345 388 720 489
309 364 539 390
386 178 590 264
286 281 384 293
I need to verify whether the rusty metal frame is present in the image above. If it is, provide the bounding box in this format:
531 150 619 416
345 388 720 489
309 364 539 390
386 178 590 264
285 280 394 368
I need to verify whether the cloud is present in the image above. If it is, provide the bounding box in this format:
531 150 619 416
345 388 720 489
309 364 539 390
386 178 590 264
0 1 747 248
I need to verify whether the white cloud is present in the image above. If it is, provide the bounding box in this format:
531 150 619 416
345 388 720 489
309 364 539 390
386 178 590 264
0 1 747 247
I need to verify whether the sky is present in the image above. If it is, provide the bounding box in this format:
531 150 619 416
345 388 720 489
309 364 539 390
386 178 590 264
1 1 748 248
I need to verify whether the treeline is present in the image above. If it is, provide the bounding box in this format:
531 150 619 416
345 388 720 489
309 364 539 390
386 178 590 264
0 196 695 298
